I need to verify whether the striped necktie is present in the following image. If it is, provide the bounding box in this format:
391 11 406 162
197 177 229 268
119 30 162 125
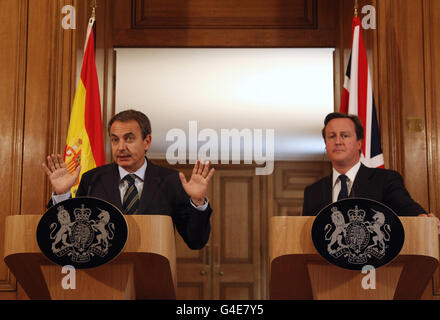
337 174 349 200
122 174 139 215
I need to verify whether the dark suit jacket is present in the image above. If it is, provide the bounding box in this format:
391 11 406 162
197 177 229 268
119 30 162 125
49 159 211 249
302 164 426 217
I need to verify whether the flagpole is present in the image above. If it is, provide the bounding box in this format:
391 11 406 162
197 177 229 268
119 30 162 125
91 0 97 20
85 0 97 51
354 0 359 18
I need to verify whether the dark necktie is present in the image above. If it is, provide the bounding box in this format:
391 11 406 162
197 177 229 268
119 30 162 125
338 174 349 200
123 174 139 215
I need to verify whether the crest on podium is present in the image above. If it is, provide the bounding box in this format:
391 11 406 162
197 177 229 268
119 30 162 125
311 198 404 270
37 197 128 269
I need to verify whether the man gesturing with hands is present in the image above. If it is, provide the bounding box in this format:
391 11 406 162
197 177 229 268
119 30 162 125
43 109 215 249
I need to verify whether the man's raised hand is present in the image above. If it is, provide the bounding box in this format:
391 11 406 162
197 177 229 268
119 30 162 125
179 160 215 206
42 153 81 195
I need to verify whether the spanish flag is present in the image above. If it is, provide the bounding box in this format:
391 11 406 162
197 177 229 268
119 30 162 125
64 16 105 197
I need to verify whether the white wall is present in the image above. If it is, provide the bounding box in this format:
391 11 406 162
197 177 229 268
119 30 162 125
115 48 334 161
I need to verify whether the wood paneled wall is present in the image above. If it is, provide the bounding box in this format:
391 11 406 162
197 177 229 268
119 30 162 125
421 0 440 296
1 0 439 299
424 0 440 260
376 0 429 210
0 0 82 297
113 0 338 47
0 0 27 297
0 0 109 299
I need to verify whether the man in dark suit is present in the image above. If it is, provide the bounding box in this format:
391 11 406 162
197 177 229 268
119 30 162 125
42 110 215 249
302 113 438 227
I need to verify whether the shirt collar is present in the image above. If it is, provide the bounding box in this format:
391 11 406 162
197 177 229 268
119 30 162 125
118 158 147 182
332 160 362 187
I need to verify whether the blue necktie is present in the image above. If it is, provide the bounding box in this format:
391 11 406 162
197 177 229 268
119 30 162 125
123 174 139 215
338 174 349 200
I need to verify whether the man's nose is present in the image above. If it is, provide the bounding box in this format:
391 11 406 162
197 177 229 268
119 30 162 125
116 140 127 150
335 135 343 144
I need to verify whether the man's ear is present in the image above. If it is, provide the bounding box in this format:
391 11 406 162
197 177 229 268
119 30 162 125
144 134 152 152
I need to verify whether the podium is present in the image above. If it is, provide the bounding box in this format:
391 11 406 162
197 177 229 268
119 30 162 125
269 216 439 300
4 215 176 300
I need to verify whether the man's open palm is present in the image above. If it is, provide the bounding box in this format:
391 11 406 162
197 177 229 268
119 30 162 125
42 154 80 195
179 160 215 206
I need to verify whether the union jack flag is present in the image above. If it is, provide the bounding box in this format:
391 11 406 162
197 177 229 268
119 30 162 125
340 17 384 168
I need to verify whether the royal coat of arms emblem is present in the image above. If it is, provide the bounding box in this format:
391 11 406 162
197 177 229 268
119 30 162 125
37 197 128 269
312 198 404 270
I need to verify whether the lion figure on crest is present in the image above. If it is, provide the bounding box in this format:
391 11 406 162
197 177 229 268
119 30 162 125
91 209 115 251
50 206 74 253
366 209 391 253
325 207 348 254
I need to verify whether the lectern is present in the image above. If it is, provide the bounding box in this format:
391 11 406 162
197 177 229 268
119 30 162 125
4 215 176 300
269 216 439 300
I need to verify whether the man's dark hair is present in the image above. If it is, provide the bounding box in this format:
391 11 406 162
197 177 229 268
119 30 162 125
108 109 152 139
321 112 364 141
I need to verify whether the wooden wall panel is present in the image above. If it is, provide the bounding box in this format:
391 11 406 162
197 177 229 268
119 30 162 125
424 0 440 233
423 0 440 297
177 283 204 300
0 0 89 298
271 161 332 216
221 177 253 262
213 170 261 300
22 0 55 214
113 0 338 47
133 0 317 28
376 0 429 211
21 0 77 215
220 284 254 300
0 0 27 293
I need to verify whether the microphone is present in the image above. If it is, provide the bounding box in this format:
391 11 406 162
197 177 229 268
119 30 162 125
87 172 102 197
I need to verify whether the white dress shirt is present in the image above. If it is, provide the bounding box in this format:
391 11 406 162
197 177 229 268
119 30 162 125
331 160 362 203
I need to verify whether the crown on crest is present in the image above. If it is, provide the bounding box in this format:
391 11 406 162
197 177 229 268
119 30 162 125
73 204 92 221
347 205 366 222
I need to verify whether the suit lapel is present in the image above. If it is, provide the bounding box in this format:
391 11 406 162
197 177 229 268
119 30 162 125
138 159 162 214
323 174 332 205
100 163 123 211
351 163 371 197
